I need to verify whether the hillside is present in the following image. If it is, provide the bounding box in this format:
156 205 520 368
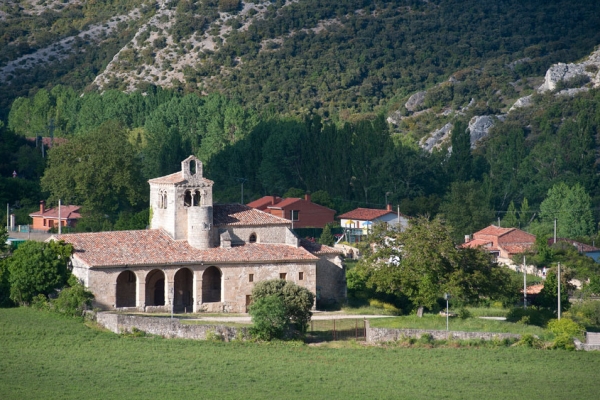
2 0 600 120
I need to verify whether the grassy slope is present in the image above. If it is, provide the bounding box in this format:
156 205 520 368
1 308 600 399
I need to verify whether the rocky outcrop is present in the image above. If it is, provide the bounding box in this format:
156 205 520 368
468 115 496 147
509 95 533 112
538 47 600 92
405 91 427 112
420 122 453 152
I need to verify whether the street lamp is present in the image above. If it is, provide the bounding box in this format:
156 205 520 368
168 287 174 319
444 293 451 332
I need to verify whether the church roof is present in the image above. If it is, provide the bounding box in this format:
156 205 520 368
299 239 343 255
213 204 290 226
51 229 317 268
148 171 214 185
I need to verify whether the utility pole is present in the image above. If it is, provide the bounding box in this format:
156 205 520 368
554 218 557 245
498 217 501 227
523 256 527 309
558 262 561 320
58 199 62 235
236 178 247 204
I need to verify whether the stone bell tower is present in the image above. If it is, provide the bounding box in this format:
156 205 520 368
148 155 214 249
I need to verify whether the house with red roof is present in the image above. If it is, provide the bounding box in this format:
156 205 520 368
247 194 335 228
461 225 536 263
50 156 345 312
337 205 409 243
29 201 81 231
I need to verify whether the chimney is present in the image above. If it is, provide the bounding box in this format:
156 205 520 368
270 195 277 205
40 200 46 214
305 192 311 202
464 235 471 243
386 204 392 211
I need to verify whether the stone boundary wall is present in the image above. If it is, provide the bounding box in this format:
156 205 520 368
96 312 248 341
574 332 600 351
365 320 521 343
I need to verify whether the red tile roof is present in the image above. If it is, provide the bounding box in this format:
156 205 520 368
247 196 282 209
460 238 496 250
503 244 533 255
300 238 343 255
269 197 302 208
51 229 317 267
338 208 398 221
30 205 81 220
213 204 290 226
148 171 214 185
474 226 515 237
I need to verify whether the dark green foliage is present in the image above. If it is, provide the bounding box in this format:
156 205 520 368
251 279 314 333
6 240 73 305
566 300 600 330
505 308 554 327
249 295 288 340
318 223 335 246
52 276 94 318
537 268 572 314
446 121 473 182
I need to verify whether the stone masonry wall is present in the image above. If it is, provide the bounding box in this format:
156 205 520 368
96 313 248 341
365 320 521 343
316 255 346 307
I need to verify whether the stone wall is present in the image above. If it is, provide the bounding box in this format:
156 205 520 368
365 320 521 343
96 312 248 341
316 254 346 307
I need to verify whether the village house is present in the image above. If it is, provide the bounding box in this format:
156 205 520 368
50 156 345 313
337 205 409 243
247 194 335 228
462 225 536 271
29 201 81 231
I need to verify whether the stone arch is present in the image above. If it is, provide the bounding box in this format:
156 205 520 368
174 268 193 312
192 190 201 206
184 190 192 207
116 270 137 307
249 233 257 243
202 266 222 303
146 269 166 306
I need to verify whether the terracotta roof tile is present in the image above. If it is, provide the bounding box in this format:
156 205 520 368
148 172 214 185
503 244 534 255
474 226 515 237
30 205 82 220
213 204 290 226
51 229 317 267
338 208 400 221
460 239 494 249
247 196 282 209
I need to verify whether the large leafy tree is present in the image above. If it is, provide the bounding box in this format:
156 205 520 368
7 240 73 305
40 120 147 224
355 216 512 315
538 182 594 238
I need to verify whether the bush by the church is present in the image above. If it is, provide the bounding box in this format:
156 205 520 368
248 295 288 341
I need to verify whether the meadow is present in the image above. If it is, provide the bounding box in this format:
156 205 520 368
1 308 600 399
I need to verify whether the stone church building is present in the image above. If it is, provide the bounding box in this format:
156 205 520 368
51 156 345 313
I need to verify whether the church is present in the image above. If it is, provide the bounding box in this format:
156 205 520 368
51 156 345 313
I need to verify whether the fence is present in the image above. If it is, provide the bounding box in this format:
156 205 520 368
308 318 366 342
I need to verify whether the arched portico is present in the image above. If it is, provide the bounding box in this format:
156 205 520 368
146 269 166 306
202 266 222 303
174 268 193 312
115 270 137 307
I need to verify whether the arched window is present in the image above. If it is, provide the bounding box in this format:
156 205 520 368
192 190 201 206
184 190 192 207
158 190 168 209
190 159 197 175
162 192 167 209
249 233 257 243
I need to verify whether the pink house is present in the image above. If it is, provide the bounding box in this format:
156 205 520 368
29 201 81 231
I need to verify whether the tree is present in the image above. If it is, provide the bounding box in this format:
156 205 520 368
538 267 573 314
355 216 512 315
446 120 473 182
539 183 594 238
251 279 314 333
41 121 147 224
502 201 518 228
248 295 288 340
7 240 73 305
319 224 335 246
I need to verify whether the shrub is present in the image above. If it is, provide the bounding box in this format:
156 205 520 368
515 334 544 349
249 295 288 341
458 308 472 319
550 334 575 351
52 278 94 317
252 279 314 333
547 318 585 339
506 308 553 327
564 300 600 329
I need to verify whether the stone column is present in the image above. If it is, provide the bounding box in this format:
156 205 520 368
136 271 146 311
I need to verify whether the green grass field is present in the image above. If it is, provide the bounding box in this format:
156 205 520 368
1 308 600 399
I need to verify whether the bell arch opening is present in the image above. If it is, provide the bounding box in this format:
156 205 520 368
174 268 193 312
202 266 222 303
146 269 165 306
116 270 137 307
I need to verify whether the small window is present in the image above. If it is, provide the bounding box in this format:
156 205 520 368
249 274 254 282
298 272 304 280
290 210 299 221
280 273 287 280
43 219 47 226
249 233 257 243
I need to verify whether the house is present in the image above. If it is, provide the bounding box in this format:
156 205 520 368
247 194 335 228
337 205 409 243
29 201 81 231
548 238 600 263
50 156 345 312
462 225 536 266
